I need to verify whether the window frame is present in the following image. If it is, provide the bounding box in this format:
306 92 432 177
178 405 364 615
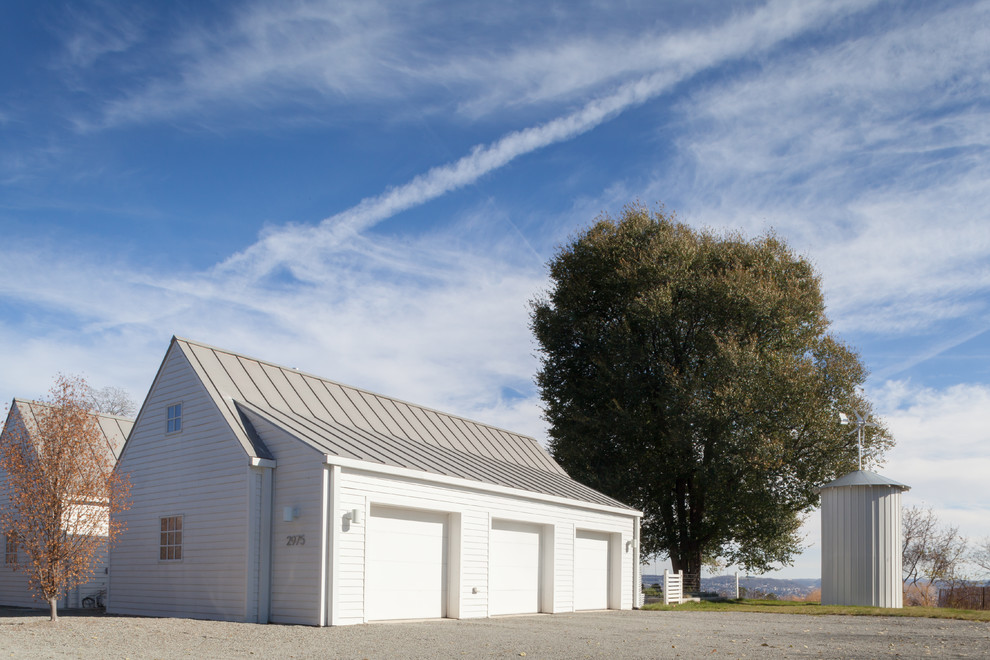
166 403 182 433
159 515 183 562
4 534 15 566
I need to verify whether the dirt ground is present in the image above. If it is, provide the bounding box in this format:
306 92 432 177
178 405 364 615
1 606 989 658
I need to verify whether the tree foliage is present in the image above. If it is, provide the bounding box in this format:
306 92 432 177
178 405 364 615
0 375 130 621
902 505 969 606
531 204 891 587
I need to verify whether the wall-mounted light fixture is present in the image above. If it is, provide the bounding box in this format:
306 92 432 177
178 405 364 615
283 506 300 522
350 508 363 524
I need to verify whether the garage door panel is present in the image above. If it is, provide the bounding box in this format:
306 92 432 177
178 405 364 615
366 506 448 621
490 520 541 615
574 530 609 610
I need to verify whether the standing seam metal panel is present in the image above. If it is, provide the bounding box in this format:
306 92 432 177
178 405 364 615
821 481 904 608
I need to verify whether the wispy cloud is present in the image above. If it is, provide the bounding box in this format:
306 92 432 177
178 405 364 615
215 0 879 281
5 0 888 421
873 380 990 536
0 218 549 438
57 2 148 70
75 1 401 130
875 380 990 462
14 0 984 415
77 0 876 130
650 1 990 345
215 73 677 279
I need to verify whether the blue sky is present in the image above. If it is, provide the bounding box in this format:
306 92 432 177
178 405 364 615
2 0 989 579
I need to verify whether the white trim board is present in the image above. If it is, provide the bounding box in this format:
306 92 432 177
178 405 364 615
322 454 642 519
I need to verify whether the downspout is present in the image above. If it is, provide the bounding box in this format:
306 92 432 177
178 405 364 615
259 465 274 623
322 464 341 627
251 457 276 623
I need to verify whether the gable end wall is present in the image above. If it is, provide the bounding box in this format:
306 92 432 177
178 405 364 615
0 406 36 608
108 345 252 621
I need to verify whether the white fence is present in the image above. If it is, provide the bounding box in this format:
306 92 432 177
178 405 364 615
663 569 684 605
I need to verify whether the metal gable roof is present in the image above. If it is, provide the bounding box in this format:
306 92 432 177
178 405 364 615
171 336 634 510
236 400 630 509
5 398 133 463
819 469 910 491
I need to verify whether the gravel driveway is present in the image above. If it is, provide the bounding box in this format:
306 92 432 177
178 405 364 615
2 607 989 659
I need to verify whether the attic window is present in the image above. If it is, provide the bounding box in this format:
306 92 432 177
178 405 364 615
167 403 182 433
160 516 182 561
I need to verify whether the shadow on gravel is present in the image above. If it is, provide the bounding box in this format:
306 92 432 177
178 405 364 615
0 606 109 619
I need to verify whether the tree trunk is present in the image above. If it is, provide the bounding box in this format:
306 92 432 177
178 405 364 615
48 597 58 622
671 549 703 593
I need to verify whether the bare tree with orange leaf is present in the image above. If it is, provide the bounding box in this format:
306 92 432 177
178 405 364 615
0 375 130 621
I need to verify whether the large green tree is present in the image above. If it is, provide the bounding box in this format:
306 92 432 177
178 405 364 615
531 205 891 588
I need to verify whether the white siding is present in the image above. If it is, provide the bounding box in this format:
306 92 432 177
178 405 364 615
108 346 253 621
239 410 326 626
0 562 36 609
554 523 574 613
0 462 37 609
460 511 489 615
334 467 637 624
336 485 368 625
0 549 106 611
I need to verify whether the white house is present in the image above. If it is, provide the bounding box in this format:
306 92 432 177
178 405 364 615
108 337 642 625
0 399 131 609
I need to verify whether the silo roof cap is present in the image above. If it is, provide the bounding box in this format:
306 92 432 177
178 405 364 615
819 469 910 491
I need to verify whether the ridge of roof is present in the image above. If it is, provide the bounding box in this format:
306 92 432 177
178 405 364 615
12 397 135 423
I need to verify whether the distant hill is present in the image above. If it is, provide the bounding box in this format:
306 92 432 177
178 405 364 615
642 574 821 599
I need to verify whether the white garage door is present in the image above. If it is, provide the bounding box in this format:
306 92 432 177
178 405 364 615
573 530 609 610
490 520 542 615
366 506 448 620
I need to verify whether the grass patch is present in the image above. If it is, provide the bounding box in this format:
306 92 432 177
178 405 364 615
641 599 990 622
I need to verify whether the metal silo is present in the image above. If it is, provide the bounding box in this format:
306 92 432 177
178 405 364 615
820 470 910 608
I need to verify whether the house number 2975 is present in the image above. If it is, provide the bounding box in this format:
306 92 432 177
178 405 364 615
286 535 306 546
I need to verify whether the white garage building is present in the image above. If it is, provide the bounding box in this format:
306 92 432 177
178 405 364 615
109 337 641 626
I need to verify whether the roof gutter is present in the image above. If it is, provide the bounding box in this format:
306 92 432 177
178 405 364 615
322 453 642 518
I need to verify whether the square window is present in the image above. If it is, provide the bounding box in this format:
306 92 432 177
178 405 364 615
159 515 183 561
167 404 182 433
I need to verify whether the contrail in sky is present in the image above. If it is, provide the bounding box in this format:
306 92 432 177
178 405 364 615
217 0 875 281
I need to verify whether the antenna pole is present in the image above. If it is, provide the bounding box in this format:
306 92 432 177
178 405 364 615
843 409 875 472
858 425 863 471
